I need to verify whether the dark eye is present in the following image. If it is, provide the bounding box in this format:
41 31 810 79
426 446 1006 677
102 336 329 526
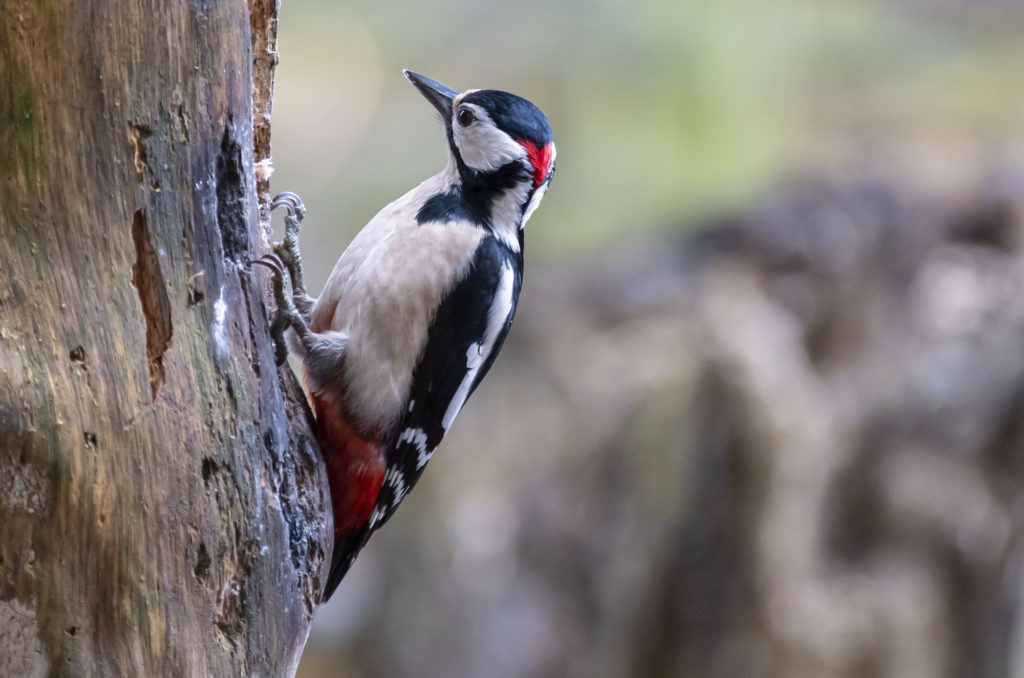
457 108 476 127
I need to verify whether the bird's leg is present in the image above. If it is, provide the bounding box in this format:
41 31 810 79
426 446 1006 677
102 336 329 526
250 253 314 365
270 191 315 320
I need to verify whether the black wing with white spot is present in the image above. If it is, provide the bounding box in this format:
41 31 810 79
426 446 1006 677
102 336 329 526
370 234 522 529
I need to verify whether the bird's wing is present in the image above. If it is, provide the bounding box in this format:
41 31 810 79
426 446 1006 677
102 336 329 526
370 235 522 530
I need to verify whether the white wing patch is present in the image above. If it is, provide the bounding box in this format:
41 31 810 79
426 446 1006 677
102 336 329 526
384 467 408 506
441 259 516 433
399 426 434 470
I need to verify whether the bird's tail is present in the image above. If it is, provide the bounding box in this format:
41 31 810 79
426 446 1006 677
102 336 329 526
323 527 373 600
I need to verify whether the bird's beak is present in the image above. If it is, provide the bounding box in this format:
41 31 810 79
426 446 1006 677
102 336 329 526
403 70 457 121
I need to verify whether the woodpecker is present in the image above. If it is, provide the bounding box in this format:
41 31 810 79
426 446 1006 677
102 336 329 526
255 70 555 601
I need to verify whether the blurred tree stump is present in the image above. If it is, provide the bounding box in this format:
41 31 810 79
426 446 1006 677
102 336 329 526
0 1 329 675
300 172 1024 678
625 182 1024 678
501 179 1024 678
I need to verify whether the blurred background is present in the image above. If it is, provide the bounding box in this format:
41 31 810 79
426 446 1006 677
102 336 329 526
271 1 1024 676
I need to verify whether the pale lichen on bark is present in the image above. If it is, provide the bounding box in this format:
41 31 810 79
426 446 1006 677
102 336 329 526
0 598 48 678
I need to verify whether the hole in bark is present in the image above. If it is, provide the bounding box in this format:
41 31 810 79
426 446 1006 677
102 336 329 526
127 123 152 183
187 286 205 307
201 456 219 482
83 432 97 449
131 208 173 401
65 626 77 636
215 122 248 263
176 104 189 142
194 543 211 581
69 345 85 364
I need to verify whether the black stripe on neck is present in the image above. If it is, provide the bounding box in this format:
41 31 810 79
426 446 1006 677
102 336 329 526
416 157 532 228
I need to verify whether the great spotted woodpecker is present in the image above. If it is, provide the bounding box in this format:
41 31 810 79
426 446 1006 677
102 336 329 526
255 70 555 601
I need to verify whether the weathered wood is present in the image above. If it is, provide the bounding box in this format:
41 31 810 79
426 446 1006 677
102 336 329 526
249 0 280 200
0 1 329 675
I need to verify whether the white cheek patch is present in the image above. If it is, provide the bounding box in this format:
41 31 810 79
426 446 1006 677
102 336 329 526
453 106 526 172
522 181 549 227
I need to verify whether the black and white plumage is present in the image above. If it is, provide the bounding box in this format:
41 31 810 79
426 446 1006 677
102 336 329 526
369 233 522 530
260 70 555 601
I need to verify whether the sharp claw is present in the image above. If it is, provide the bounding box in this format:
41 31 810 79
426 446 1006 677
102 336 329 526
263 252 286 269
270 191 306 219
256 196 312 365
273 191 302 205
251 252 305 364
249 254 286 278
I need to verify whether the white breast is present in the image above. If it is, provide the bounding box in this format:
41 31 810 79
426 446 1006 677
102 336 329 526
310 169 484 432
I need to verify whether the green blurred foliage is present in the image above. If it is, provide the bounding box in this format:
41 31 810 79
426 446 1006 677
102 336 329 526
272 0 1023 274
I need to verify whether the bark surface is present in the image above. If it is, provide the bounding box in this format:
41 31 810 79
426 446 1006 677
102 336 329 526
0 1 329 675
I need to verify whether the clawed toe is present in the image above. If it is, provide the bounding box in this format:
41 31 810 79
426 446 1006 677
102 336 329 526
250 252 309 365
249 253 286 278
257 190 312 363
271 191 306 219
267 191 307 295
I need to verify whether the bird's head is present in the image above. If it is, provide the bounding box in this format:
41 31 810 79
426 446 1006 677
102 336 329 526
404 70 555 230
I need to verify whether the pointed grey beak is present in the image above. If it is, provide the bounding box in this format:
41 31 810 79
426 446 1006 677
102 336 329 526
403 70 457 120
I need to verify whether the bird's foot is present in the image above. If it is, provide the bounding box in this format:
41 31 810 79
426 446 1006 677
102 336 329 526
270 191 308 296
250 252 312 365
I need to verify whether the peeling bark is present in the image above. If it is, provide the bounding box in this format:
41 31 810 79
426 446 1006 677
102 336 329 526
0 0 329 675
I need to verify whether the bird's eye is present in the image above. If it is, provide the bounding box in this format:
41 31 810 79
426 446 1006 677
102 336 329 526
457 108 476 127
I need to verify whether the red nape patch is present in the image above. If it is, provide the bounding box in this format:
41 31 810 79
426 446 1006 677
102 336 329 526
519 139 554 190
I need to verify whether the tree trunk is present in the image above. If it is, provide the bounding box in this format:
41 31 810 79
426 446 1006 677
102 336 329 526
0 1 330 676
